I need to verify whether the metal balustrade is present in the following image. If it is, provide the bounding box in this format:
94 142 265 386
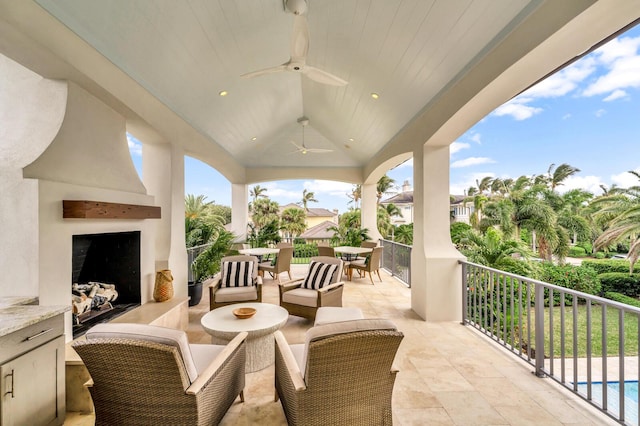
380 239 411 287
460 260 640 426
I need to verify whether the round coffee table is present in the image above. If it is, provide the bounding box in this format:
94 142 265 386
201 302 289 372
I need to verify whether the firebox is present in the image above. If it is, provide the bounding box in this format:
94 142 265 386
72 231 141 337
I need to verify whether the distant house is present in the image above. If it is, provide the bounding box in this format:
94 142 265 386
298 220 337 243
380 181 473 225
279 203 338 229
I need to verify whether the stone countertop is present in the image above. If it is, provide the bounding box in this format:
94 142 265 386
0 304 70 337
0 296 39 308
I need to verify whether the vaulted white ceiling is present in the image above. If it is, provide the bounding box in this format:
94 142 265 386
2 0 638 183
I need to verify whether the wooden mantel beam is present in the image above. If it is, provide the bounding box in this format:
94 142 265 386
63 200 161 219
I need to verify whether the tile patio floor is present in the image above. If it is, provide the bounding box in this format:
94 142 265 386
65 264 619 425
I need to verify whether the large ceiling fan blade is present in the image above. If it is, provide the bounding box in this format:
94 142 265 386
290 15 309 61
240 64 287 79
306 148 334 153
303 66 348 86
289 140 303 150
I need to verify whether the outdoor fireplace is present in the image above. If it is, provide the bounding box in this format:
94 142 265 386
72 231 141 337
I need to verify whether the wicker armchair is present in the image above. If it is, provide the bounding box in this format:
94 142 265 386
259 245 294 282
274 318 404 426
208 255 262 310
279 256 343 321
72 323 247 426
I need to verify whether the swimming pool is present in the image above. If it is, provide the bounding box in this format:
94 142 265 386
577 381 638 424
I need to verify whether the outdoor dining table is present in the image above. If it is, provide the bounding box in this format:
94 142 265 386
238 247 279 263
333 246 373 280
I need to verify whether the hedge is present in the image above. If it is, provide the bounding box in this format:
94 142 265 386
568 246 587 258
293 243 319 258
598 272 640 297
537 262 600 305
581 259 631 275
603 292 640 308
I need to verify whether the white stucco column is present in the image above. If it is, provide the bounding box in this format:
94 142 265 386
143 142 188 298
411 144 464 321
231 183 249 242
361 183 383 241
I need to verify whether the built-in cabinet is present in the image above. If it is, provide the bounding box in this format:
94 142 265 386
0 313 65 426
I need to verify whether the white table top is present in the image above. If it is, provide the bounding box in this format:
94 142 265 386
333 246 373 255
239 247 280 256
201 302 288 334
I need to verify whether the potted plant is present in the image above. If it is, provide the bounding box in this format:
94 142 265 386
189 230 235 306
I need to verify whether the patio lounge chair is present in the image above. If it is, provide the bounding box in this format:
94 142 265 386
208 255 262 310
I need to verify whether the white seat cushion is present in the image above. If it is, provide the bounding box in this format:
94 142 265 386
215 286 258 302
314 307 364 326
86 323 198 383
282 288 318 307
189 343 225 375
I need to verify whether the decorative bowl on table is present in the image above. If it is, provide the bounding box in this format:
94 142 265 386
233 307 257 319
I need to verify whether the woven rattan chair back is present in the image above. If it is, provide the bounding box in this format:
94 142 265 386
317 246 335 257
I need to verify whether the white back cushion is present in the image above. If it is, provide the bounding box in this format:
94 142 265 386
85 323 198 383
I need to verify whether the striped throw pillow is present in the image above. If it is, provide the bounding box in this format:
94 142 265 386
302 261 338 290
221 261 254 287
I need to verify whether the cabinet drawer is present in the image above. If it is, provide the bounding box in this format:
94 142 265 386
0 315 64 363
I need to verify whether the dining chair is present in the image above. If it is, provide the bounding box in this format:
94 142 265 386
259 246 294 282
348 246 383 284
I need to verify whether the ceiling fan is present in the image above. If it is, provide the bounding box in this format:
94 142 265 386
289 117 333 155
240 0 348 86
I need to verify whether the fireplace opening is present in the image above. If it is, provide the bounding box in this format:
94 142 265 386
72 231 141 338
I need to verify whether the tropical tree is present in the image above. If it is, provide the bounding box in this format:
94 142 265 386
347 184 362 208
300 189 318 211
547 163 580 190
328 209 369 246
383 203 402 218
251 198 280 230
458 228 530 271
249 185 268 203
377 206 393 239
280 207 307 241
592 171 640 273
393 224 413 245
184 194 227 248
376 174 396 204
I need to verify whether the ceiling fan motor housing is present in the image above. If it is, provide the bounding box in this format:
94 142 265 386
285 0 307 15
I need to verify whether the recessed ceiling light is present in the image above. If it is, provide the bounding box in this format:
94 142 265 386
251 137 257 141
219 90 228 97
349 138 354 142
371 92 379 100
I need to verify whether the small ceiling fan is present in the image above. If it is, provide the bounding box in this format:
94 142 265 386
289 117 333 155
241 0 348 86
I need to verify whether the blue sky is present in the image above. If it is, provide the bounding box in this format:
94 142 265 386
129 25 640 213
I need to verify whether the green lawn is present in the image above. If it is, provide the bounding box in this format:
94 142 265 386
526 304 640 357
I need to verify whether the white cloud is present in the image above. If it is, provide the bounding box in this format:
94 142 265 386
450 172 496 195
127 134 142 156
303 180 353 198
603 89 628 101
450 142 470 155
556 175 604 195
450 157 495 169
493 98 543 120
470 133 482 144
595 109 606 117
562 113 572 120
611 168 640 188
583 36 640 97
525 59 596 98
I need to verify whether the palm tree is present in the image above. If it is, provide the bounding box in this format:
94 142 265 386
547 163 581 190
280 207 307 241
250 185 268 203
251 198 280 230
393 224 413 245
458 228 529 270
185 194 210 220
300 189 318 211
376 175 396 204
593 171 640 272
347 184 362 208
376 206 393 238
383 203 402 218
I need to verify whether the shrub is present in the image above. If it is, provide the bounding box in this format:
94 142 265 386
595 252 606 259
536 262 600 305
293 243 318 259
568 246 587 258
451 222 471 245
598 272 640 297
603 292 640 308
582 259 631 274
577 242 593 254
